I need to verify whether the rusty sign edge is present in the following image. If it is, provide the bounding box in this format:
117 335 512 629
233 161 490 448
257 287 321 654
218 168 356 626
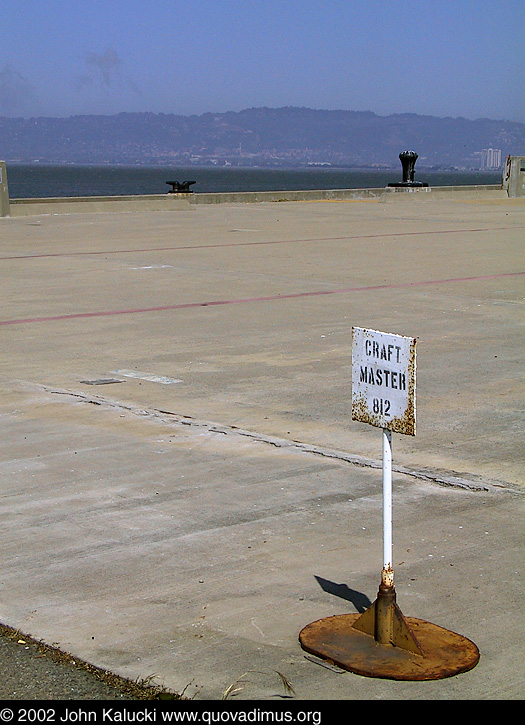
351 326 417 436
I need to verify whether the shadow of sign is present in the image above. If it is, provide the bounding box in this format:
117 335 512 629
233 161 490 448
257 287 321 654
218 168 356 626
314 576 372 613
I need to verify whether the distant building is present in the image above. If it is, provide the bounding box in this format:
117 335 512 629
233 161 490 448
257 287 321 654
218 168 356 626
480 148 502 169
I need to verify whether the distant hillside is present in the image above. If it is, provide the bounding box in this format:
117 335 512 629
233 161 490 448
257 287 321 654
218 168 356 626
0 107 523 167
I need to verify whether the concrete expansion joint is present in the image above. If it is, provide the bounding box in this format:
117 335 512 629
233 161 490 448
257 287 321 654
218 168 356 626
43 384 521 496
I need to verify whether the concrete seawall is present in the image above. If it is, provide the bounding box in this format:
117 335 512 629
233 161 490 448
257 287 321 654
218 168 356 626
7 192 194 216
186 184 506 204
6 183 506 216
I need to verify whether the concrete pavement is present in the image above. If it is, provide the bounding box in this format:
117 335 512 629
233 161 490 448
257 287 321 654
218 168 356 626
0 192 523 699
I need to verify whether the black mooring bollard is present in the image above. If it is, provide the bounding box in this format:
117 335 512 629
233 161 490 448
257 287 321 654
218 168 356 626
388 151 428 188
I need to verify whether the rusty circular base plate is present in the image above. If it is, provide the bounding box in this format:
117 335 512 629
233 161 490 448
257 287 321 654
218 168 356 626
299 613 480 681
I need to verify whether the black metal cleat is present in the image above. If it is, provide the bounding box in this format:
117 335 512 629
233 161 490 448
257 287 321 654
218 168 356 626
166 180 196 193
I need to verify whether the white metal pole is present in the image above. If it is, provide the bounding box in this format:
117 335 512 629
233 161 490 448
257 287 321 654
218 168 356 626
382 428 393 586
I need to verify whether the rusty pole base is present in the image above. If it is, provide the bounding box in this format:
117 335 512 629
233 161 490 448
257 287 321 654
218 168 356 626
299 607 480 681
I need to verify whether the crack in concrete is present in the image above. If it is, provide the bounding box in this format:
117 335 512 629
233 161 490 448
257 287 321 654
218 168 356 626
45 385 519 495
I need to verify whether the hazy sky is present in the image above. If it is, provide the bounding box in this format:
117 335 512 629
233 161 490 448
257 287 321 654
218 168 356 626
0 0 523 121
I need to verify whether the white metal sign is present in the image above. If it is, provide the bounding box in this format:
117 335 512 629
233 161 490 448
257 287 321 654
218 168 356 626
352 327 416 436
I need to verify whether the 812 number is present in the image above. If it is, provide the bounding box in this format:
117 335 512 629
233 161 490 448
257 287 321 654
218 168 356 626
373 398 391 416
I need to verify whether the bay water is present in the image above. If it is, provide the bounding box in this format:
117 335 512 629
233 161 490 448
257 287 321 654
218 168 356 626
5 164 502 199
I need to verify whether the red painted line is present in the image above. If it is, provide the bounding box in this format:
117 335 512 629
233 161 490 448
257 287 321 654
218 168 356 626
1 271 523 327
0 226 522 261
